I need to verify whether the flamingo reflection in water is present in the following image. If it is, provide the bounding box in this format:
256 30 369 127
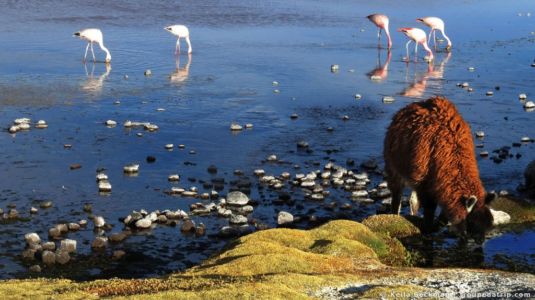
169 54 191 85
81 63 111 95
367 50 392 81
401 52 451 98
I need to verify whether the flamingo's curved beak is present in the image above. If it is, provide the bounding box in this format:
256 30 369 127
73 32 80 37
416 18 424 23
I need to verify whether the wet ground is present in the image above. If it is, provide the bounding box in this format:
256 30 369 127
0 0 534 279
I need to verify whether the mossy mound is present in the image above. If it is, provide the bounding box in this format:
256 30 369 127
491 196 535 224
362 214 421 239
0 219 427 299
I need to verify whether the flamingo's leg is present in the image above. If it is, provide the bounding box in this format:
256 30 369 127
83 43 90 62
415 42 418 56
405 40 411 59
433 30 437 48
428 29 433 44
90 42 96 62
185 36 192 54
175 38 181 54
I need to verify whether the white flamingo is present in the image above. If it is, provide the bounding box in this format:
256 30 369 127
164 25 192 54
366 14 392 49
416 17 452 50
398 27 434 61
73 28 111 63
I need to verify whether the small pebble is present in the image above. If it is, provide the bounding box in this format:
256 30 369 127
29 265 41 273
40 201 53 209
330 64 340 72
105 120 117 127
230 123 243 131
519 93 527 100
354 94 362 100
144 69 152 76
290 113 299 119
475 131 485 138
382 96 395 103
165 144 174 150
486 91 494 96
480 151 489 157
123 164 140 173
468 67 475 71
524 101 535 109
168 174 180 181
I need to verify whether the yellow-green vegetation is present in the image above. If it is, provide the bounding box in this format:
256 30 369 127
491 196 535 224
0 219 434 299
362 214 421 239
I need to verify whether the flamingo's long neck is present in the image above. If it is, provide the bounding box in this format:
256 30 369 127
441 29 452 48
98 42 111 62
422 40 434 60
384 26 392 49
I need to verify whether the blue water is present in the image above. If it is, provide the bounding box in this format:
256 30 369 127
0 0 534 279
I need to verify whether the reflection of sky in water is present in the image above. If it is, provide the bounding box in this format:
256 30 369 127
0 0 534 279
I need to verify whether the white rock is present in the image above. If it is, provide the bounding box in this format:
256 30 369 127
245 123 253 129
254 169 265 176
267 154 277 161
352 190 369 198
18 123 31 130
331 64 339 72
230 123 243 131
96 173 108 181
35 120 48 129
521 137 531 142
171 187 185 194
475 131 485 138
354 94 362 99
382 96 395 103
14 118 31 125
105 120 117 126
277 211 294 225
60 239 77 253
218 207 232 217
98 180 112 192
56 251 70 265
165 144 174 150
135 218 152 229
462 82 469 88
24 233 41 245
486 91 494 96
491 209 511 225
8 125 19 133
524 101 535 109
93 216 106 228
519 93 527 100
168 174 180 181
123 164 139 173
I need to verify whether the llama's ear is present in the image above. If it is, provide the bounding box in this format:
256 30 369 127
464 195 478 213
485 191 498 204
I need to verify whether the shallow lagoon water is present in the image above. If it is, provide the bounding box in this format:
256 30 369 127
0 0 534 279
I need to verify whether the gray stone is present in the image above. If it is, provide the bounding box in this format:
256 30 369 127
42 250 56 265
277 211 294 225
29 265 41 273
181 219 195 232
68 223 80 231
56 250 70 265
109 232 128 243
60 239 77 253
112 250 126 260
226 191 249 206
42 242 56 251
21 249 36 260
48 227 61 239
229 214 248 225
91 237 108 249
